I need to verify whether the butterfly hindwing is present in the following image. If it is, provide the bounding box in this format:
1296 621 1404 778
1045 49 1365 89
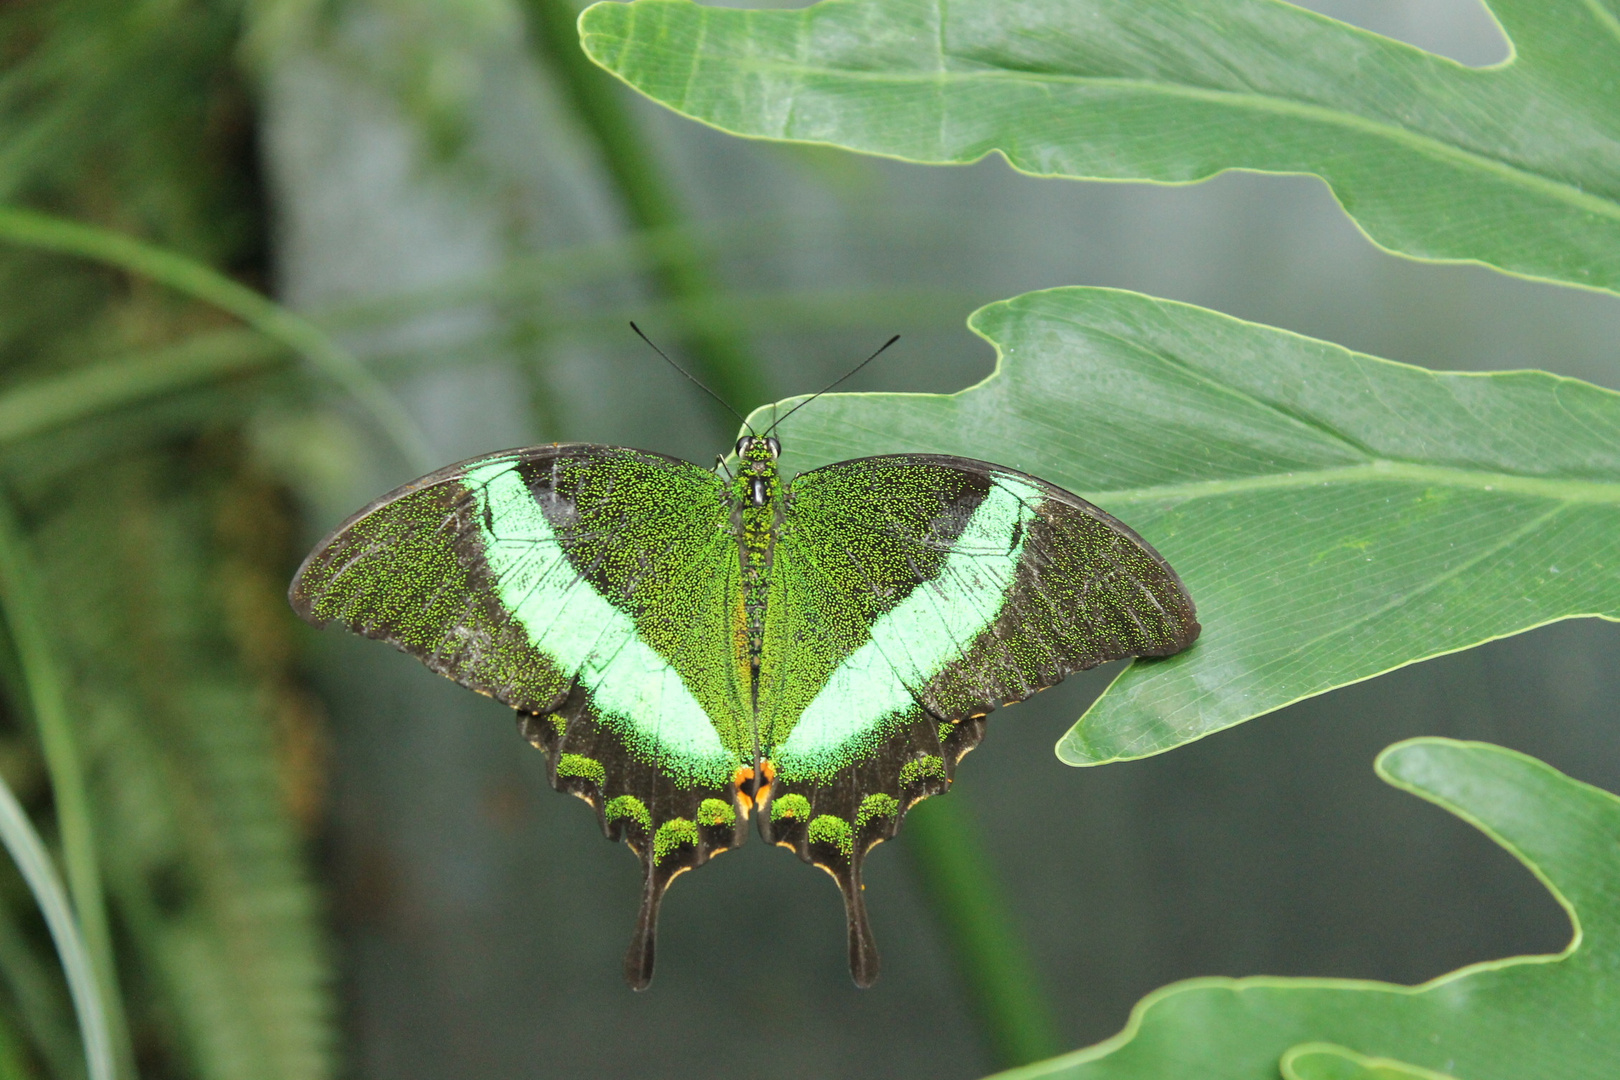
290 444 753 987
756 454 1199 981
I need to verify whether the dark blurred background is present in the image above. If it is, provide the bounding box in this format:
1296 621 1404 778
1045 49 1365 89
1 0 1617 1078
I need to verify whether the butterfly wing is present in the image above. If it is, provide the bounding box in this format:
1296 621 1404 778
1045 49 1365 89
758 454 1198 984
289 444 752 988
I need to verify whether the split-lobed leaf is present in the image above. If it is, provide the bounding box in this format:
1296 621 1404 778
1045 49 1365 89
988 738 1620 1078
749 287 1620 763
581 0 1620 296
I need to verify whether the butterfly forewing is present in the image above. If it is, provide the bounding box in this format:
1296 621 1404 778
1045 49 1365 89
289 444 753 987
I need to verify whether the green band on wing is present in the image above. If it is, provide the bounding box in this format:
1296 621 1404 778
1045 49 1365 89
468 462 732 785
778 476 1042 776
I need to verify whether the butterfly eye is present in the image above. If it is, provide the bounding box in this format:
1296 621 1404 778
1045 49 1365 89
736 437 752 455
765 437 781 457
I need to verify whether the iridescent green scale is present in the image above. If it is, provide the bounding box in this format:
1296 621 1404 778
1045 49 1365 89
290 435 1199 988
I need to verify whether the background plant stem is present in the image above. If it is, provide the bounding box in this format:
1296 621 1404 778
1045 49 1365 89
521 0 769 419
905 795 1064 1069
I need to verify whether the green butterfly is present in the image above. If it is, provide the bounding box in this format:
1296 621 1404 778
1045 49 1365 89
290 431 1198 988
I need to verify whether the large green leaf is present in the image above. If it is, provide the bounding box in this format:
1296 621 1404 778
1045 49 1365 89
989 738 1620 1079
580 0 1620 296
744 287 1620 763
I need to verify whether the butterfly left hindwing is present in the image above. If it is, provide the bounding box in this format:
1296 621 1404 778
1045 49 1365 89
289 444 753 987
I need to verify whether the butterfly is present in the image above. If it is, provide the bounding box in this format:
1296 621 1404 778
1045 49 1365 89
289 431 1199 988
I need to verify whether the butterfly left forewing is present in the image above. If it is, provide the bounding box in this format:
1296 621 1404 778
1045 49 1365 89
291 444 752 987
758 454 1198 983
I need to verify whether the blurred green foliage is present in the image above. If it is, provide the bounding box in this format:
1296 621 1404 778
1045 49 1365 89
0 0 332 1076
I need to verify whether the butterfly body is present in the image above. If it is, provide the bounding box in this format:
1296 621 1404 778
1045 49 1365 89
291 436 1199 988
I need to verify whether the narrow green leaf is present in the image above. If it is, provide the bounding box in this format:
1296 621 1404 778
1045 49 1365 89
0 772 108 1080
745 287 1620 763
989 739 1620 1079
581 0 1620 295
0 330 283 446
0 499 131 1080
0 206 434 471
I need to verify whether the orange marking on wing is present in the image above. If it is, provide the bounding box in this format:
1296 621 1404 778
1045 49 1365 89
755 759 777 808
733 766 756 815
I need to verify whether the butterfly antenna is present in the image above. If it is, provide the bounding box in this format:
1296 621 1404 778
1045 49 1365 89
629 322 752 432
765 335 899 437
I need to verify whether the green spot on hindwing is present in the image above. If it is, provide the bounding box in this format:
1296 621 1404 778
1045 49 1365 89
556 754 605 786
770 793 812 822
899 756 946 787
807 814 853 856
605 795 651 832
937 722 955 742
856 793 899 831
653 818 699 863
697 798 736 827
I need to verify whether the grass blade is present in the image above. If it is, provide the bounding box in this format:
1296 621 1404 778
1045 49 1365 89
0 497 131 1080
0 770 110 1080
0 206 434 472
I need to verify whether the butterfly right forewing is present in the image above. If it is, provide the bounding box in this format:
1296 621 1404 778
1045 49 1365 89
754 453 1199 984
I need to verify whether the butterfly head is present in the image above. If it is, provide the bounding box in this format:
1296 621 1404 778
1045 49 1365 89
734 435 781 506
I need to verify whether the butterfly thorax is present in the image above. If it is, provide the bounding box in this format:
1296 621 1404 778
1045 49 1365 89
730 435 782 693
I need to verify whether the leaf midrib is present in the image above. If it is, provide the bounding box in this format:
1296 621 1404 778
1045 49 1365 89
1083 460 1620 507
636 44 1620 225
